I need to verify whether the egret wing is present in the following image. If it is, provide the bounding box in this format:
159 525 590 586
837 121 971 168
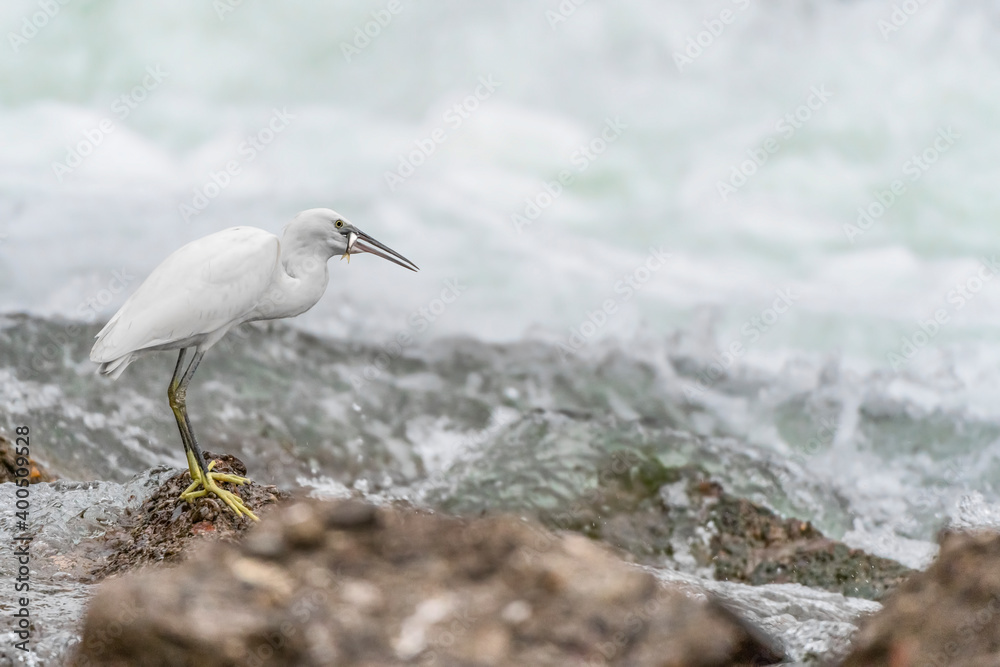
90 227 280 362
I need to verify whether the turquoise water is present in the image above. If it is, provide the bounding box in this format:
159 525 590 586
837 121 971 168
3 1 1000 364
4 0 1000 592
7 6 1000 660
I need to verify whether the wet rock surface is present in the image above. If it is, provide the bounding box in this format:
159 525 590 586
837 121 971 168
545 456 913 601
843 529 1000 667
73 499 786 667
0 431 55 483
0 440 914 665
93 452 289 578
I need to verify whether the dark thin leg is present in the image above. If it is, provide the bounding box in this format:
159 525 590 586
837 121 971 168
168 348 193 452
178 350 207 473
170 348 189 390
179 349 204 388
168 348 207 476
167 348 257 520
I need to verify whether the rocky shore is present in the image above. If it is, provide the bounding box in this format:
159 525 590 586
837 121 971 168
92 453 288 579
73 498 786 666
0 450 912 665
532 455 914 602
0 433 55 485
843 530 1000 666
4 430 1000 664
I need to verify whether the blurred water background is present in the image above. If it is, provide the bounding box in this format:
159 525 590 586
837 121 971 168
4 2 1000 659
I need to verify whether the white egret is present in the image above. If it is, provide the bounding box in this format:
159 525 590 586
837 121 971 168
90 208 418 520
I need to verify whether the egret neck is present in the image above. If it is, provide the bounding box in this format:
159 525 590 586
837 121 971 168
258 233 333 321
89 208 417 522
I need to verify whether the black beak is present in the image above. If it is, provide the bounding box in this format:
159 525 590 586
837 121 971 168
349 230 419 272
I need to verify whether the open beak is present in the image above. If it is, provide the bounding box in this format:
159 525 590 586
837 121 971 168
347 230 419 272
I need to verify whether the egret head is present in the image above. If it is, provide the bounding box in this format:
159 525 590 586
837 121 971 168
289 208 419 272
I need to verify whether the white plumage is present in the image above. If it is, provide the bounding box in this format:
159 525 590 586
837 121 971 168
89 208 417 520
91 226 280 378
91 208 417 378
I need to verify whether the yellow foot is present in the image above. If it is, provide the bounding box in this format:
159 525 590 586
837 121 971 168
180 459 259 521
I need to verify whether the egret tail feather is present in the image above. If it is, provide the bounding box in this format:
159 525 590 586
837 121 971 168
97 353 136 380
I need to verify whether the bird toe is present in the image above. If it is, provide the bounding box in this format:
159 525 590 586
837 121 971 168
178 468 259 521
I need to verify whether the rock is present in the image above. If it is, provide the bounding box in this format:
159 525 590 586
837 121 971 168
709 491 912 600
655 566 880 664
0 431 55 483
92 452 289 578
842 529 1000 666
73 499 786 666
551 458 912 600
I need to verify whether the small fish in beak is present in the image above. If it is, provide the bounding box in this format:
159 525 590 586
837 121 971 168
341 232 359 263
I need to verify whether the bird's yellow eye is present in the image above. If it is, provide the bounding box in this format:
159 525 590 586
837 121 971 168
335 220 344 228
